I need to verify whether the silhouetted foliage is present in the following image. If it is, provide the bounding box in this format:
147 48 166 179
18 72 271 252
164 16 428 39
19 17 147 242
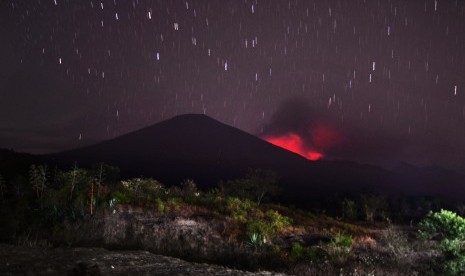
361 194 388 223
219 169 279 205
341 198 357 220
29 164 48 200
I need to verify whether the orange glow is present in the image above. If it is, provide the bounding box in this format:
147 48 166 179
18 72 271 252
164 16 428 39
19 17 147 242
264 133 323 160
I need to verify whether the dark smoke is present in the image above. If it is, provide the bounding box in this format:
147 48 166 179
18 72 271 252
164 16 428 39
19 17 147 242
262 98 317 136
260 98 412 168
260 98 344 160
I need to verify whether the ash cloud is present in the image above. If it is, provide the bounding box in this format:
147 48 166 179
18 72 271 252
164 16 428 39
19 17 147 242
260 98 412 168
262 98 317 137
260 98 344 160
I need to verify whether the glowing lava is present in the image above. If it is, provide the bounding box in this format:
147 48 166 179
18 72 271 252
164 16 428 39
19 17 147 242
264 133 323 160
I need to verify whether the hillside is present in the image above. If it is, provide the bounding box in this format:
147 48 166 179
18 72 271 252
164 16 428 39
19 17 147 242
1 114 463 201
48 114 402 200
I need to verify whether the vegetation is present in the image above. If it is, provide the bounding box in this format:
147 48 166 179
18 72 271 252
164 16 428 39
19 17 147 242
361 193 387 223
219 169 279 205
0 161 461 275
419 209 465 275
0 173 6 202
382 224 411 261
341 198 356 221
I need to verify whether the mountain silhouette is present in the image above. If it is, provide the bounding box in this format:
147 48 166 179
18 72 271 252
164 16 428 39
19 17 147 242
2 114 465 201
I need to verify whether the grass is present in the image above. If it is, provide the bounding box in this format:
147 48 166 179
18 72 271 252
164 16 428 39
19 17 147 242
0 165 452 274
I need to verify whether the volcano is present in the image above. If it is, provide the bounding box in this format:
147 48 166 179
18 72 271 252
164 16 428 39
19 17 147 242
51 114 313 188
47 114 394 198
3 114 465 201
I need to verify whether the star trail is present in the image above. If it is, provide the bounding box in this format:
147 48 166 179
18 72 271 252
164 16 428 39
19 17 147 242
0 0 464 171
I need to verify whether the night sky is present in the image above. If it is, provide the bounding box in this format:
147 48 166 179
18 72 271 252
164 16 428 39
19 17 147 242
1 0 464 171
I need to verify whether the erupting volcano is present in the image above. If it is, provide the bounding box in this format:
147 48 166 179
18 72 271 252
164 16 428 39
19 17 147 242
264 133 323 160
260 99 349 161
262 121 346 161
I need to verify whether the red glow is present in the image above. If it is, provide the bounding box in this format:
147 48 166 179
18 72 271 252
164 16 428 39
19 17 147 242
311 124 344 151
265 133 323 160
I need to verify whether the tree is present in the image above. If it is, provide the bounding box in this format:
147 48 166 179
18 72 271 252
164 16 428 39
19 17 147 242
91 163 120 196
52 165 93 219
180 179 198 196
341 198 357 220
70 161 78 200
0 173 5 201
361 194 387 223
220 169 279 205
29 164 48 200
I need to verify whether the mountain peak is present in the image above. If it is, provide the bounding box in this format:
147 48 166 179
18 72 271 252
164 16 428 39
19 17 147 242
47 114 465 201
169 113 211 120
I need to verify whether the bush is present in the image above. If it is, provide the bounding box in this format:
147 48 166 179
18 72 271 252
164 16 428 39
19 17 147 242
322 232 353 266
361 194 387 223
111 191 131 205
330 232 352 248
155 197 165 213
246 220 273 238
0 173 6 201
418 209 465 275
120 178 165 202
382 225 411 260
220 169 279 204
264 210 292 232
290 242 304 259
418 209 465 240
180 179 198 196
246 209 291 239
226 197 256 223
341 199 357 220
289 242 323 262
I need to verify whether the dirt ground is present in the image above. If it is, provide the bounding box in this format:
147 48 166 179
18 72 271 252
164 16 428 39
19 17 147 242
0 244 287 276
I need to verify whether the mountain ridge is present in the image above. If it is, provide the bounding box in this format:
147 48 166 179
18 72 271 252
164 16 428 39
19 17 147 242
2 114 465 201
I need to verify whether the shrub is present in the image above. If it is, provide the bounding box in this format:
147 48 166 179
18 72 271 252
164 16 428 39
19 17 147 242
290 242 304 259
246 220 273 238
418 209 465 275
322 232 353 266
442 239 465 274
227 197 292 244
226 197 256 223
382 225 411 260
0 173 6 201
341 199 357 220
198 190 224 211
220 169 279 205
418 209 465 240
165 197 183 211
264 210 292 232
121 178 165 202
361 194 387 223
111 191 131 205
246 209 291 239
330 232 352 248
29 164 48 199
180 179 198 196
155 197 165 213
